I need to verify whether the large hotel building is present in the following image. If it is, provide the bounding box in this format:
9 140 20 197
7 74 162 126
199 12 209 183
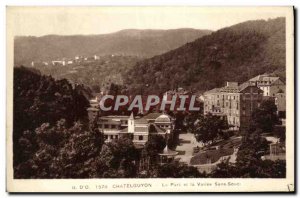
203 74 285 132
204 81 264 131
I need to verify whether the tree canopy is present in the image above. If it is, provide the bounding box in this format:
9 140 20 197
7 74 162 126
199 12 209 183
193 113 229 145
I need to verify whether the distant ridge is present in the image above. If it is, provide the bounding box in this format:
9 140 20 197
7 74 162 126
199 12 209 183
14 28 212 66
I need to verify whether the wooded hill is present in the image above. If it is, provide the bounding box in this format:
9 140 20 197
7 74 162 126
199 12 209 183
14 28 212 66
125 17 286 95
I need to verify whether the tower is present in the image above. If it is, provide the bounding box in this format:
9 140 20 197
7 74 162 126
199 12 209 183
128 112 135 133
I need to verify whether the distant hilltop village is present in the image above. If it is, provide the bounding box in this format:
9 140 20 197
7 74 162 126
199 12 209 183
29 53 136 67
30 54 103 67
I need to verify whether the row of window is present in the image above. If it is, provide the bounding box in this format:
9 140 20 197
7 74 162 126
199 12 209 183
156 124 170 129
104 135 119 140
217 95 239 100
104 134 146 141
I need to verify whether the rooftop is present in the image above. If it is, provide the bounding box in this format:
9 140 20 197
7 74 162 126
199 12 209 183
204 81 262 95
155 114 172 123
143 112 163 120
159 145 178 156
249 74 280 84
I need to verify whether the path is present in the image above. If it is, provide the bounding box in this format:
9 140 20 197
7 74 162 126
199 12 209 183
174 133 204 165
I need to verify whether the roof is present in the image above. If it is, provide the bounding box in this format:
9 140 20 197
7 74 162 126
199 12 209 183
204 81 263 95
143 113 162 120
249 74 280 84
220 85 239 93
120 127 128 133
238 82 251 92
159 145 178 156
134 127 148 132
101 115 129 120
135 117 148 124
190 148 234 165
99 119 121 125
204 88 221 95
155 114 171 123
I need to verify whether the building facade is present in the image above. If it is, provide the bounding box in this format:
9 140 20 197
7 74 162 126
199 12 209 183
249 74 285 97
204 81 264 131
97 113 174 147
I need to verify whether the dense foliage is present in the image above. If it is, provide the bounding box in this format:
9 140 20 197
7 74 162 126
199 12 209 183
192 113 229 145
251 100 279 133
125 18 286 94
211 131 285 178
13 67 90 167
14 119 105 178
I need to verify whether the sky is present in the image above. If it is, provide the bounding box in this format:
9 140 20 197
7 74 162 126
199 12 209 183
7 6 290 36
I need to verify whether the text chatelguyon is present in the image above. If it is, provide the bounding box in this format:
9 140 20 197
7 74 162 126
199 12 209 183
99 95 200 111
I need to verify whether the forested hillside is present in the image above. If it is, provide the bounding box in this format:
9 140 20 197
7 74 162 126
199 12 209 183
13 66 91 167
36 55 141 93
125 17 286 94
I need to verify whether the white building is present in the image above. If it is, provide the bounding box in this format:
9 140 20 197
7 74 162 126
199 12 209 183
97 113 174 147
249 74 285 97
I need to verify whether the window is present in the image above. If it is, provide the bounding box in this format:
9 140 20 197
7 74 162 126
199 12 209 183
104 135 108 139
139 136 143 141
104 124 109 128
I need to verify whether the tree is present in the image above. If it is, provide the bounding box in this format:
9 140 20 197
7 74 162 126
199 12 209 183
14 120 104 179
143 135 166 166
211 129 286 178
54 122 104 178
210 161 239 178
192 113 229 145
211 158 285 178
94 136 139 178
14 119 70 178
251 100 279 133
156 162 204 178
13 67 90 167
185 111 203 132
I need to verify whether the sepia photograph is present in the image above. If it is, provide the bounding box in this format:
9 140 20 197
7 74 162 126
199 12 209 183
6 6 294 192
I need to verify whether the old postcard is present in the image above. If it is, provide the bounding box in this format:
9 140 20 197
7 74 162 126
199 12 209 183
6 6 294 192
